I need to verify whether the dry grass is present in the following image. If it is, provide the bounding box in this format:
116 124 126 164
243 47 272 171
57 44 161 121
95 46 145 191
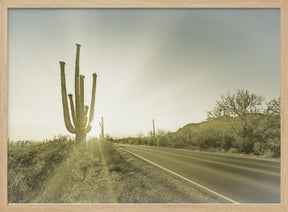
9 139 226 203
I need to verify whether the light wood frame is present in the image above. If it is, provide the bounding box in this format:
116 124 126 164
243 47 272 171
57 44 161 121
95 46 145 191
0 0 287 211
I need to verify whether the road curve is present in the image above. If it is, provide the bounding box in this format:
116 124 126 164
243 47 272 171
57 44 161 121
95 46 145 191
120 145 280 203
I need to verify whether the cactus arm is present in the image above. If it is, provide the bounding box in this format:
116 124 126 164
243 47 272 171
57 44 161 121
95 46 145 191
60 62 76 134
84 106 89 116
75 44 81 127
85 125 92 133
84 106 89 127
85 73 97 133
79 75 85 127
89 73 97 121
68 94 77 127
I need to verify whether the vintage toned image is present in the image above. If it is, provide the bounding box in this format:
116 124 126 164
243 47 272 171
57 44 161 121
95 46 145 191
8 8 280 204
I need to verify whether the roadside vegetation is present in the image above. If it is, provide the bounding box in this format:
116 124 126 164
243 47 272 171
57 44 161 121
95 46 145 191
8 137 223 203
8 136 74 203
113 90 280 158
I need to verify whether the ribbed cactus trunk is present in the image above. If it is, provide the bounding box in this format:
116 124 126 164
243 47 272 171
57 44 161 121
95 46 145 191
60 44 97 143
76 133 86 143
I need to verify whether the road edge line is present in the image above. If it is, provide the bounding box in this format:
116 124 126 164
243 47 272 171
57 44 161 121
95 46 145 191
121 147 240 204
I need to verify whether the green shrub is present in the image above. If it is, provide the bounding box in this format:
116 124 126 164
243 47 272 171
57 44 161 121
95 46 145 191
8 136 74 203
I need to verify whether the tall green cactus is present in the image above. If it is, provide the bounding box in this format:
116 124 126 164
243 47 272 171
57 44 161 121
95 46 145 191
60 44 97 143
99 116 104 139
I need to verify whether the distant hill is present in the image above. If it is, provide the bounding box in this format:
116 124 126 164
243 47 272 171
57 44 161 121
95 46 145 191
113 113 280 158
156 114 280 158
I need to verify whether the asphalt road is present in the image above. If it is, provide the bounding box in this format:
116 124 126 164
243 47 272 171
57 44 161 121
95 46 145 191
120 145 280 203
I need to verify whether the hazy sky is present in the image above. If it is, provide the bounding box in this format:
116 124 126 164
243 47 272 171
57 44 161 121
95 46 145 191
8 9 280 141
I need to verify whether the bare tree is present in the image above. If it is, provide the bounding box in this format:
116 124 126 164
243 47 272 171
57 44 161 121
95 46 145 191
207 89 264 119
265 97 280 116
207 89 264 152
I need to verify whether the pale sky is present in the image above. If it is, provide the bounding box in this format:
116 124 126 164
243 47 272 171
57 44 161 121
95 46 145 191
8 9 280 141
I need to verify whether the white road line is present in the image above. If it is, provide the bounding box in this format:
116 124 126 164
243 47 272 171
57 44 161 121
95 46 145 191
121 147 240 204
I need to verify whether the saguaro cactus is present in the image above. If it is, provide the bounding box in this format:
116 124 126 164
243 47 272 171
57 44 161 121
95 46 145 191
99 117 104 138
60 44 97 143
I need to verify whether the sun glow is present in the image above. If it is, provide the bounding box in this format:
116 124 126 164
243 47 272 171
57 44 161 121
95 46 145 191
8 9 280 141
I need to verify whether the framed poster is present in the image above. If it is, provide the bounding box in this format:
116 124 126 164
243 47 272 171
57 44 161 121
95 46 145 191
0 0 287 212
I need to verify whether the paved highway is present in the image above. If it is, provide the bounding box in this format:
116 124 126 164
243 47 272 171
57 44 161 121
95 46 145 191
120 145 280 203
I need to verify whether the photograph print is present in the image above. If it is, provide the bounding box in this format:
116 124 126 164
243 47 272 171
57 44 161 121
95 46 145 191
8 8 280 204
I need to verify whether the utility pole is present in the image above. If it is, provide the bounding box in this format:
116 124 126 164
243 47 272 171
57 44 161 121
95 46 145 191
152 119 156 145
